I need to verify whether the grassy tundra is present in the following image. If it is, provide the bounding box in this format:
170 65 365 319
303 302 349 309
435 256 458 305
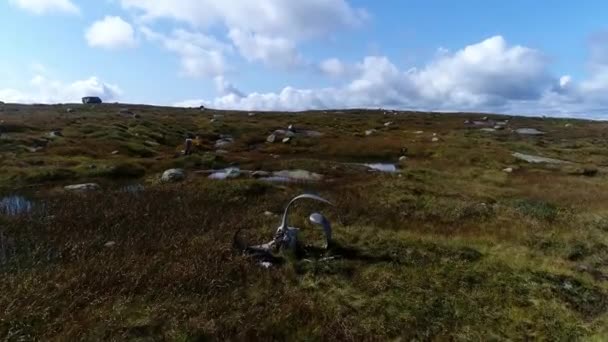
1 103 608 340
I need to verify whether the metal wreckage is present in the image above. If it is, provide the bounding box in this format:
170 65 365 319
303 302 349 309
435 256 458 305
233 194 334 267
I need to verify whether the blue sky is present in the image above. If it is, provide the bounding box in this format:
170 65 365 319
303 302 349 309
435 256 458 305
1 0 607 118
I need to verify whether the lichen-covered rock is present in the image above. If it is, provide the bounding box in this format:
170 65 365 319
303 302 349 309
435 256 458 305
161 169 185 182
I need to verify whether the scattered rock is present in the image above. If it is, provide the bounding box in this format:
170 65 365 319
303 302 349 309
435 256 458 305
399 156 408 162
512 152 570 164
503 167 514 173
48 130 63 138
288 124 295 132
365 129 377 136
144 140 160 147
273 170 323 181
282 137 292 144
565 123 572 128
384 122 393 127
161 169 185 183
66 108 74 113
111 150 119 155
516 128 545 136
482 116 489 121
480 128 496 133
64 183 100 192
432 137 440 142
264 211 275 217
104 241 116 248
252 171 271 178
248 112 256 117
215 136 234 148
267 134 277 143
210 119 216 123
494 125 505 130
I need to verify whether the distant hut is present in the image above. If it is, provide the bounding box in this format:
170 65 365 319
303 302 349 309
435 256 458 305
82 96 102 104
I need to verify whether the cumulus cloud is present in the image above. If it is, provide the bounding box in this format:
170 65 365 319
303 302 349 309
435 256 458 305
228 29 301 68
141 27 231 78
86 16 136 50
182 36 556 112
121 0 366 40
121 0 367 70
0 75 121 103
319 58 349 78
9 0 79 15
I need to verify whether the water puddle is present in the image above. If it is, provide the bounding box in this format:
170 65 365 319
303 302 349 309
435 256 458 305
364 163 398 173
208 168 241 180
0 195 33 216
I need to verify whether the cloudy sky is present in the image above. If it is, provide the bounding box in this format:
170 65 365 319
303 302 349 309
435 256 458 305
1 0 607 118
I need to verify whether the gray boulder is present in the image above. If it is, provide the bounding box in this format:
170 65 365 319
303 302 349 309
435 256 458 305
161 169 186 182
267 134 277 143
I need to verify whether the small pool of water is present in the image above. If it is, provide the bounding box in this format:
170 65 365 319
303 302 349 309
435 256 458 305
364 163 398 173
0 195 33 216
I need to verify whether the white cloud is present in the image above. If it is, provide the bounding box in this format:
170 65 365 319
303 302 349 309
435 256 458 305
319 58 347 78
86 16 136 50
9 0 79 15
141 27 230 78
228 29 301 68
179 36 561 113
121 0 366 40
0 75 121 103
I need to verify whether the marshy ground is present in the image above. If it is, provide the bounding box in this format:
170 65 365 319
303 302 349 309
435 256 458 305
1 103 608 340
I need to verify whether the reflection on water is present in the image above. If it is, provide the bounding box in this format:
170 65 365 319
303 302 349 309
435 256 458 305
364 163 397 173
0 195 33 216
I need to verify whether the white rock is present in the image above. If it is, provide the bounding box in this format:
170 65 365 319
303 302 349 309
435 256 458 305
399 156 408 162
282 137 292 144
365 129 377 136
503 167 514 173
432 137 440 142
267 134 277 143
64 183 100 192
104 241 116 248
161 169 185 182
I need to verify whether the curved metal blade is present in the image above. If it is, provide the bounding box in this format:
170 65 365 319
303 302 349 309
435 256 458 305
280 194 332 230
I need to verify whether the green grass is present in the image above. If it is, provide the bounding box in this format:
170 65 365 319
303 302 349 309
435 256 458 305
1 104 607 340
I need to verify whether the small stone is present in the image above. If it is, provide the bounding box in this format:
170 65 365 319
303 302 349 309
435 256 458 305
264 211 275 217
365 129 377 136
66 108 74 113
267 134 277 143
565 123 572 128
248 112 256 117
432 137 439 142
111 150 119 155
399 156 408 162
503 167 514 173
282 137 291 144
210 119 216 123
104 241 116 248
384 122 393 127
482 116 489 121
288 124 295 132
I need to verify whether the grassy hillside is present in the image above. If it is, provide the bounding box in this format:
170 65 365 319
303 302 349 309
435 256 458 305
1 103 607 340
